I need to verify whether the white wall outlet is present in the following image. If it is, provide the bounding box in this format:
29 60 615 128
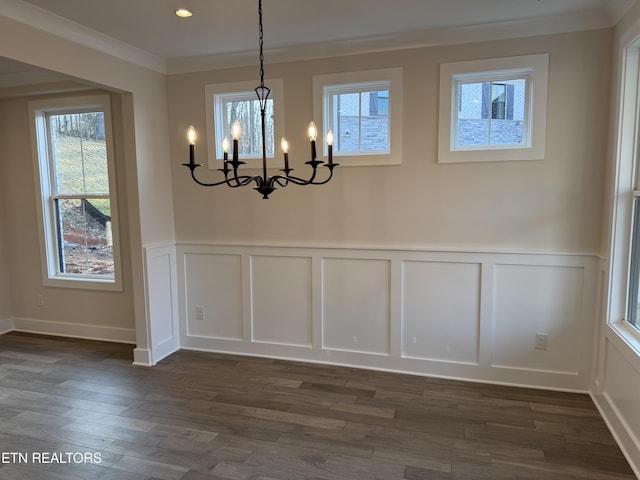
534 333 548 350
195 306 204 321
36 294 44 307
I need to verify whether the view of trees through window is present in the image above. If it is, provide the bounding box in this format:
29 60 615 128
223 96 274 157
48 111 114 277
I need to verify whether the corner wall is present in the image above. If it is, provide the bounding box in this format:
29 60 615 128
593 1 640 476
0 112 13 327
0 92 136 342
0 15 177 359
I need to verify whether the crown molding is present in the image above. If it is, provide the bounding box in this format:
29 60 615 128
1 0 166 73
1 0 634 77
167 9 616 74
605 0 638 24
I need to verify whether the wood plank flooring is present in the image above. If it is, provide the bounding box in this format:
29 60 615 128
0 332 635 480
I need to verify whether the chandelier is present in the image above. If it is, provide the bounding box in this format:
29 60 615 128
182 0 339 199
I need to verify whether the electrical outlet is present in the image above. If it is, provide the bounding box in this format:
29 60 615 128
534 333 548 350
36 294 44 307
195 306 204 321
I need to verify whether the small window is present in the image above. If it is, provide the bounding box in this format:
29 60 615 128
205 80 284 169
29 95 122 290
313 68 403 167
439 54 548 163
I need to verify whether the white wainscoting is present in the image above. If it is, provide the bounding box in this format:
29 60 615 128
144 244 180 365
176 244 597 390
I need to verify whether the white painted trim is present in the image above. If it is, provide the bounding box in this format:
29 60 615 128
177 242 598 391
174 240 600 258
0 317 13 334
144 244 180 365
133 348 153 367
438 54 549 164
11 317 135 343
592 390 640 479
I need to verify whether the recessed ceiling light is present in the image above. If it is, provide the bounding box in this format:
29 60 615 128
175 8 193 18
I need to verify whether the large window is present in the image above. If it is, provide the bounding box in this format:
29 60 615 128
438 54 548 163
29 95 121 290
609 38 640 351
313 68 403 167
205 80 284 169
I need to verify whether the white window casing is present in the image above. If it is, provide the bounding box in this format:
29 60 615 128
438 53 549 164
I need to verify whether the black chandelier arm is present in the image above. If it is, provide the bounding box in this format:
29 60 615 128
183 163 257 188
269 163 339 188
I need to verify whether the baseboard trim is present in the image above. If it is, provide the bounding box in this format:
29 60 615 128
11 317 136 344
0 317 13 334
133 348 153 366
591 391 640 479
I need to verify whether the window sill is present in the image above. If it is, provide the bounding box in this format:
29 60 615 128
607 320 640 373
44 275 122 292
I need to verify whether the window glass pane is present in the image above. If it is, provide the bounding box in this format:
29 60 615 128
49 112 109 194
457 82 489 147
332 90 389 154
57 198 114 276
456 78 527 148
223 97 274 157
628 197 640 330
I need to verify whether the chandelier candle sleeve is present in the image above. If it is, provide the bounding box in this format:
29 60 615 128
308 121 318 161
231 120 241 163
187 125 196 166
222 136 229 162
327 129 334 165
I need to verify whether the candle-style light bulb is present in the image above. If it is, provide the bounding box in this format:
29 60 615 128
308 121 318 141
231 120 242 140
326 130 334 146
187 125 196 145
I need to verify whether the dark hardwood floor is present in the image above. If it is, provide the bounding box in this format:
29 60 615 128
0 332 635 480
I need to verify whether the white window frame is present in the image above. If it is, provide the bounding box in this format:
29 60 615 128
28 94 122 291
313 68 403 167
609 36 640 357
205 79 284 170
438 53 549 164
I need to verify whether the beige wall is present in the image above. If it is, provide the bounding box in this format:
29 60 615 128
168 29 611 254
0 115 12 320
0 92 135 329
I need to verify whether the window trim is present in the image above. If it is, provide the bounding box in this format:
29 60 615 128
313 67 403 167
438 53 549 164
28 94 123 291
608 35 640 356
205 79 284 170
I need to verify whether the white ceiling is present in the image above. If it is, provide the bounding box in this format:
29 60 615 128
0 0 637 75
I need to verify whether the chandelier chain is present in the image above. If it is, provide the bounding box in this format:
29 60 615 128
258 0 265 88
